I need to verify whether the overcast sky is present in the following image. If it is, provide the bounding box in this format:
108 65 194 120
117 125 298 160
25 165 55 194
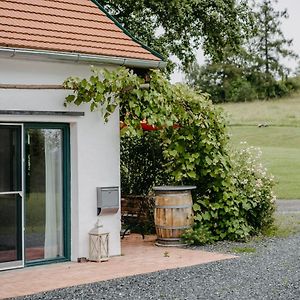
276 0 300 62
171 0 300 83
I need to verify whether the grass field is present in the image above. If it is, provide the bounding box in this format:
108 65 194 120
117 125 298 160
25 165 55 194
220 93 300 127
220 94 300 199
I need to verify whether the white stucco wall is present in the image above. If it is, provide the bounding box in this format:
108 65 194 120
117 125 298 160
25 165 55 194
0 57 121 259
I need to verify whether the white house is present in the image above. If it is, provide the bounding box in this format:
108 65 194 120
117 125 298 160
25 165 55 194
0 0 165 270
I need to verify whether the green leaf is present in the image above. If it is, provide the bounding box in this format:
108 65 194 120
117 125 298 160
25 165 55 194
194 214 202 222
202 212 211 221
65 95 75 103
193 203 201 212
90 102 98 111
187 171 197 179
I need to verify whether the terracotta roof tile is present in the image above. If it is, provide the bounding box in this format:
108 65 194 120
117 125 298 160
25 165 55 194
0 0 161 62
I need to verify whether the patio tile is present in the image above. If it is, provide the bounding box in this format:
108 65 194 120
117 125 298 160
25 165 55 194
0 235 236 299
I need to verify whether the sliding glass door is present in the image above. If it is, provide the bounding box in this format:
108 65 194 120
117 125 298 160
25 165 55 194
0 124 23 270
0 123 69 270
25 124 70 264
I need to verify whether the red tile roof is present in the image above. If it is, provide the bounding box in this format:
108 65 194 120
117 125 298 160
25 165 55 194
0 0 162 62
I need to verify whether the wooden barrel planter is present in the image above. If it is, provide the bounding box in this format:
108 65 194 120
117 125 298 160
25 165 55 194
153 186 196 246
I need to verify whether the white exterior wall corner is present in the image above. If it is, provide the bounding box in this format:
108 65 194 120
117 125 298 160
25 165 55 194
0 57 121 259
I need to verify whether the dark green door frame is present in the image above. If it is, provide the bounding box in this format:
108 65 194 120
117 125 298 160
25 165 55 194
24 123 71 266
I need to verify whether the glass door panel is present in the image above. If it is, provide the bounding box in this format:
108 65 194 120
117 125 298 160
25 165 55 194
25 128 64 262
0 125 21 192
0 125 23 270
0 194 22 264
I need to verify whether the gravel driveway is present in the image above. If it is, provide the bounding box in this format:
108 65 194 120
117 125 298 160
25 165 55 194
15 201 300 300
276 199 300 213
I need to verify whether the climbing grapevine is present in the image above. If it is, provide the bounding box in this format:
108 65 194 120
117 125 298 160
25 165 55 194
64 67 275 243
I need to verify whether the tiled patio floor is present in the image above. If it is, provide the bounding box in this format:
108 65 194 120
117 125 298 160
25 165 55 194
0 234 236 299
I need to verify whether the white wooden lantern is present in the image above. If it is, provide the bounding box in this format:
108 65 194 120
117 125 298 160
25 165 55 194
88 225 109 262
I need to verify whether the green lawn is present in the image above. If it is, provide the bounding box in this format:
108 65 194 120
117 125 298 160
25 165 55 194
220 94 300 199
220 93 300 127
229 126 300 199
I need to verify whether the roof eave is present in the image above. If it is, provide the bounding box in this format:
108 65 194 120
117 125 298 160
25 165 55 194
0 47 167 69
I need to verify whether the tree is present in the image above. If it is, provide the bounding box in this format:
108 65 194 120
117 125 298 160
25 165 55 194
186 0 298 102
186 48 258 103
249 0 298 96
96 0 252 72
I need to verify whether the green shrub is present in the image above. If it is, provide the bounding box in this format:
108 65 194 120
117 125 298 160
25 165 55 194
225 78 257 102
187 62 300 103
119 84 276 243
65 67 276 245
181 226 215 245
121 131 170 196
233 145 276 232
190 143 276 242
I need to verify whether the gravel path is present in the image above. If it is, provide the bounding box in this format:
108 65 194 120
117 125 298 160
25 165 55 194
15 233 300 300
14 201 300 300
276 199 300 213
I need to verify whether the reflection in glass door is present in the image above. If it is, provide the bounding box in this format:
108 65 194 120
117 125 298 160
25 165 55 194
25 125 69 264
0 124 23 270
